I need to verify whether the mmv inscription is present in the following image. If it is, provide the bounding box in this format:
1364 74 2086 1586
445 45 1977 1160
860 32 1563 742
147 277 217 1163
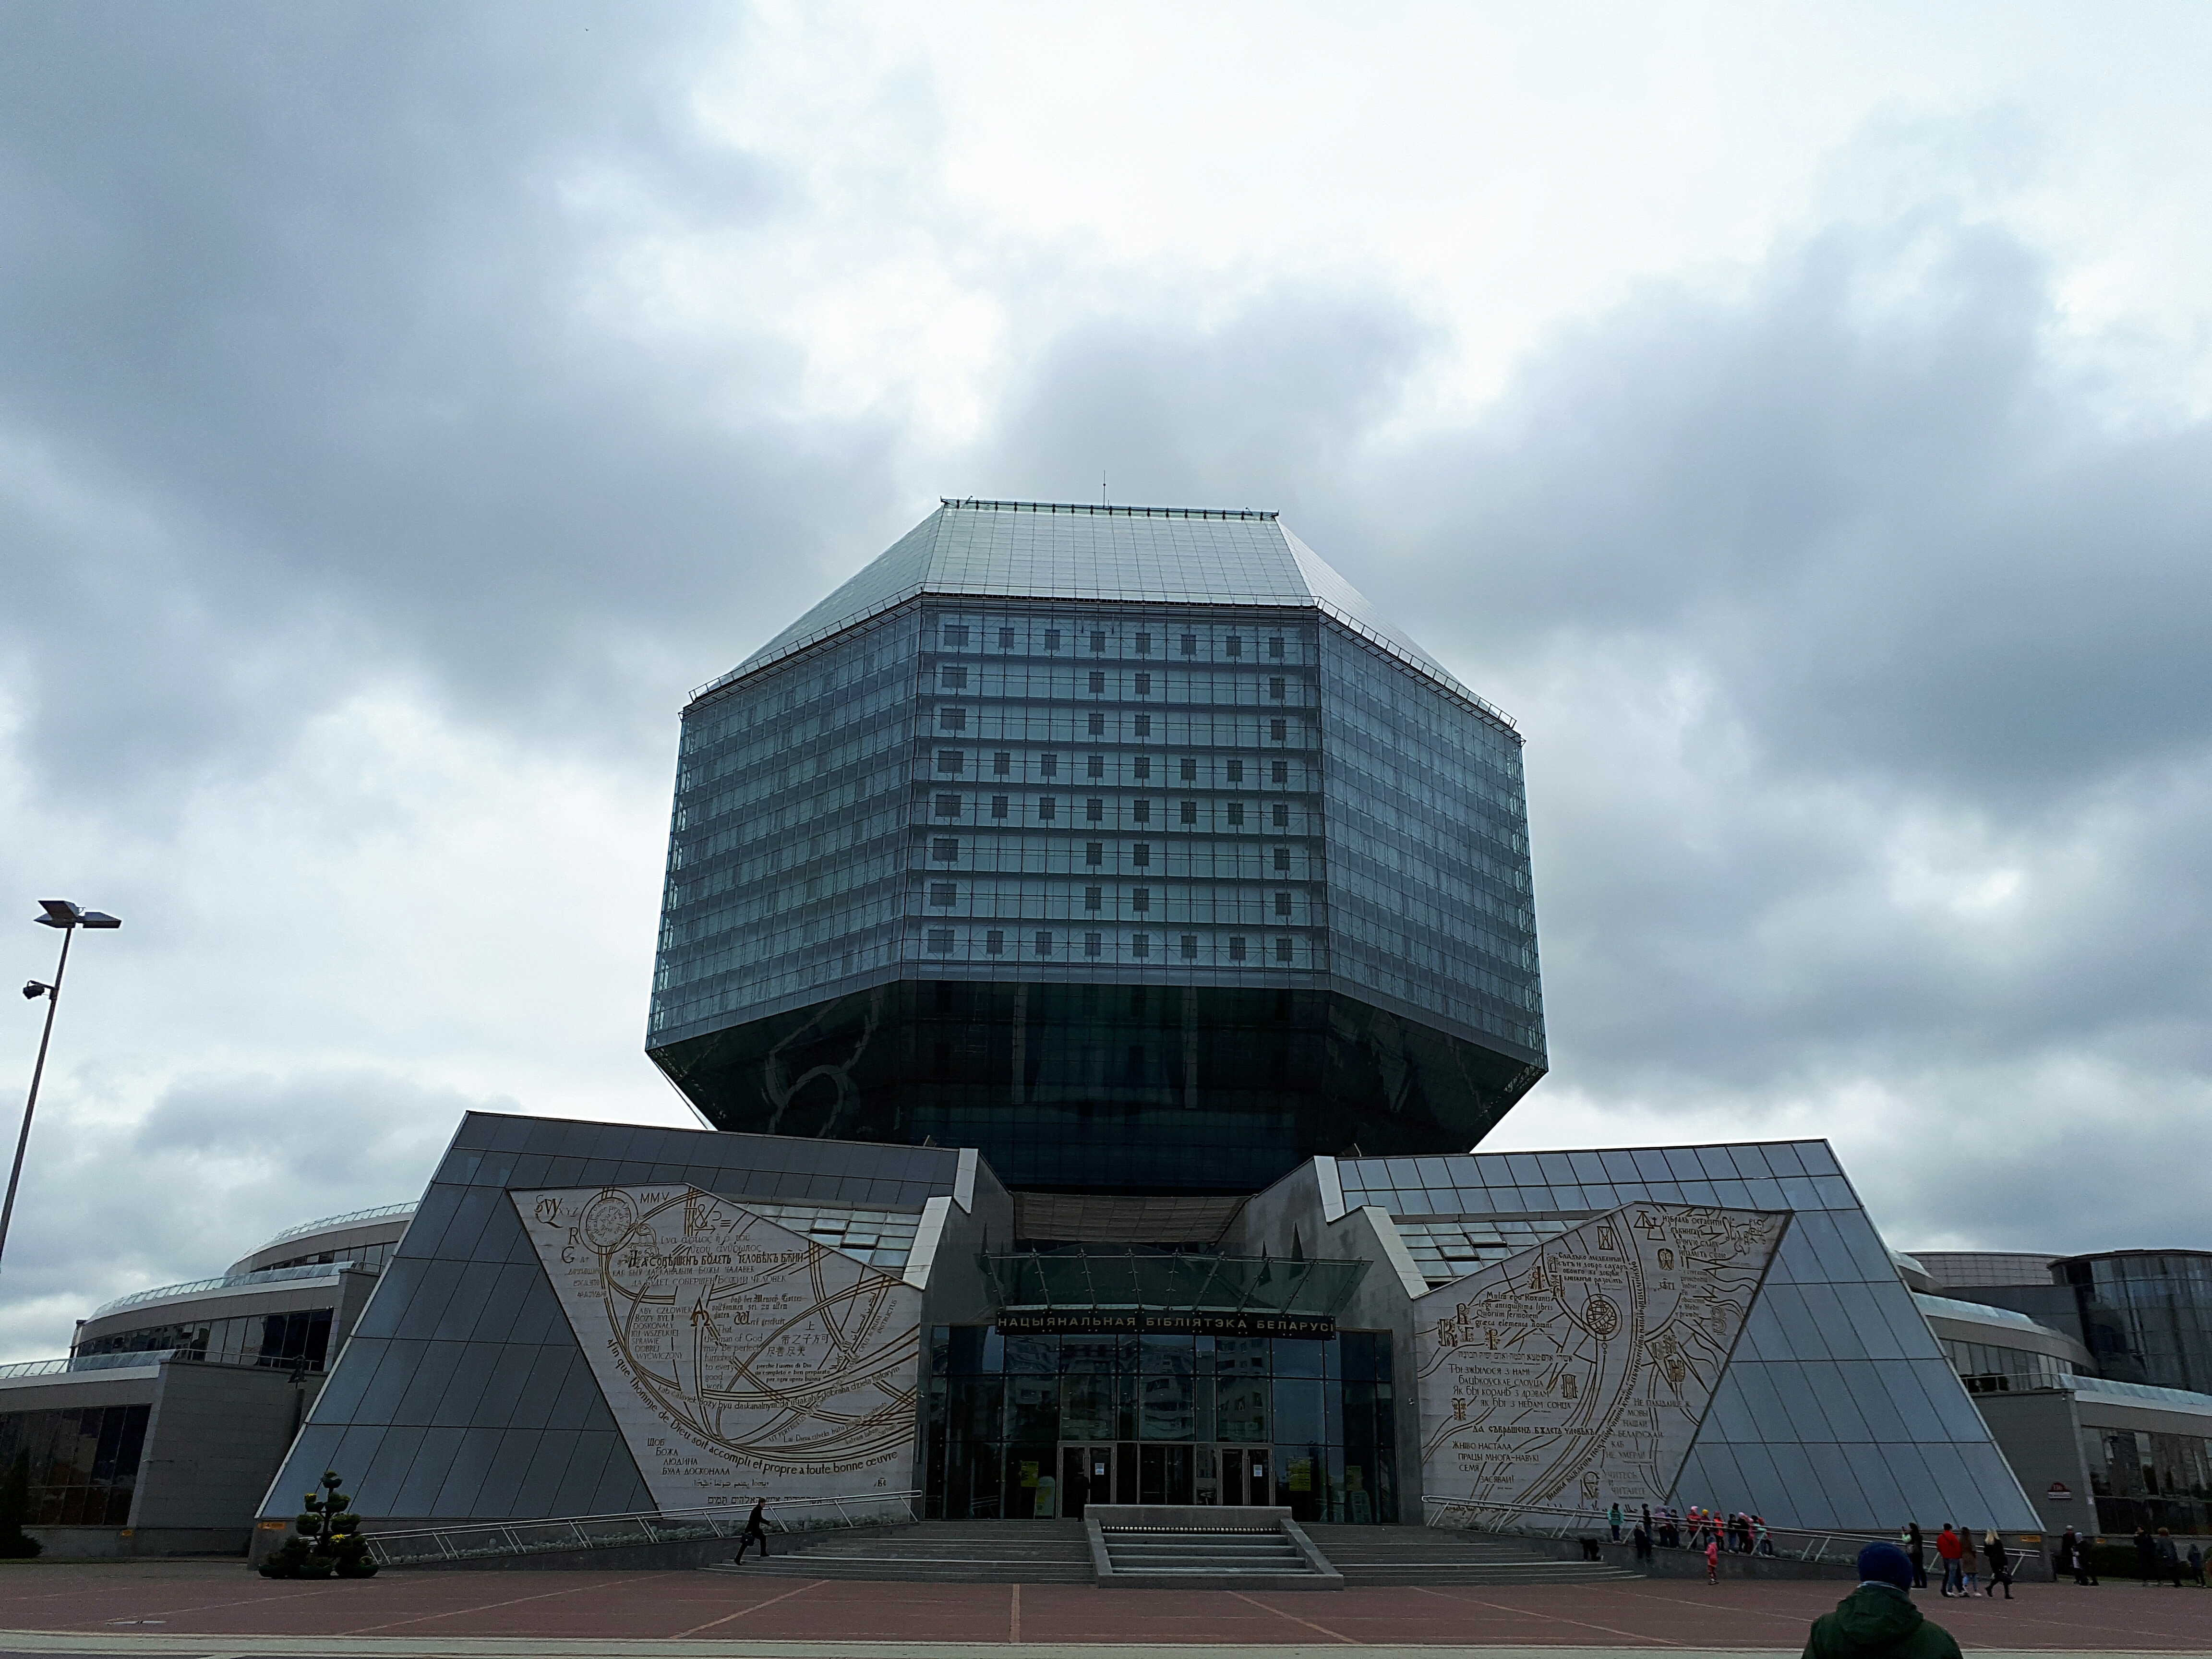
1416 1203 1785 1527
514 1185 920 1509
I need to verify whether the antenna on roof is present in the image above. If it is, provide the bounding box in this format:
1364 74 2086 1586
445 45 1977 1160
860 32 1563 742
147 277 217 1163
1101 468 1107 506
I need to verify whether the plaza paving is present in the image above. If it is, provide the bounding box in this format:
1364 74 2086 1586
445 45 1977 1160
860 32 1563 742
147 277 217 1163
0 1561 2207 1656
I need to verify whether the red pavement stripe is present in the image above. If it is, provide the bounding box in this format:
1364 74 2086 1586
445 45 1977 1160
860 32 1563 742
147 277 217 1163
337 1574 659 1635
1010 1583 1021 1645
1411 1583 1693 1646
672 1576 824 1639
1225 1588 1356 1644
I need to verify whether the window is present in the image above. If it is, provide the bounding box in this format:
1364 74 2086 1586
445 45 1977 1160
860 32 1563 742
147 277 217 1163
1133 756 1151 779
991 795 1008 819
986 929 1005 955
940 707 967 731
1272 803 1288 828
1273 847 1290 871
1134 673 1151 696
1040 753 1058 778
1269 718 1286 742
1269 677 1285 700
1131 932 1150 957
1180 633 1197 656
929 882 958 906
1269 636 1284 659
1226 759 1244 783
1132 887 1151 913
942 624 969 647
926 928 954 953
1132 843 1151 867
1034 930 1054 956
1085 931 1103 957
935 793 962 818
1179 757 1197 781
1227 803 1245 826
1088 712 1105 736
1086 798 1104 821
1180 934 1198 960
1228 936 1248 962
1274 891 1292 916
1090 630 1107 653
937 750 965 774
1086 842 1104 866
1044 629 1061 651
1087 755 1105 778
1038 797 1057 820
1275 936 1294 963
1271 760 1287 783
1085 886 1103 911
1088 670 1106 693
941 665 969 688
933 838 960 862
998 627 1016 649
1180 800 1197 824
1134 715 1151 738
993 750 1010 775
1226 636 1243 657
1132 800 1151 823
1136 632 1151 655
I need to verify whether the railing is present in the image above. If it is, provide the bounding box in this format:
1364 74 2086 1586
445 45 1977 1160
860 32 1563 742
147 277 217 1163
0 1348 179 1381
255 1202 418 1250
87 1261 363 1321
362 1491 921 1566
1423 1497 2041 1569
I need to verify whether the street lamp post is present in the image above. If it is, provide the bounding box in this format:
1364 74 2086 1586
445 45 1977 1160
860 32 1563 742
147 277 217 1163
1 900 121 1277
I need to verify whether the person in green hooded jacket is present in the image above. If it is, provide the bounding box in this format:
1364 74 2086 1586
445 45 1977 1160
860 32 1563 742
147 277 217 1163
1803 1543 1962 1659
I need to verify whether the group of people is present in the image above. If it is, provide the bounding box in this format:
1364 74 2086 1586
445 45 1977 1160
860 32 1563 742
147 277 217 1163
1609 1503 1775 1580
2128 1525 2205 1587
1899 1522 2012 1599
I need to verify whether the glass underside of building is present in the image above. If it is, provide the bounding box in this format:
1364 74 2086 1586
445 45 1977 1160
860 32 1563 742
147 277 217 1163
926 1325 1396 1523
649 502 1544 1192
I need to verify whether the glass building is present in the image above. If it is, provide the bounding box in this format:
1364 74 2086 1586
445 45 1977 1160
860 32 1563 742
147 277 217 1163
649 499 1544 1191
2058 1250 2212 1395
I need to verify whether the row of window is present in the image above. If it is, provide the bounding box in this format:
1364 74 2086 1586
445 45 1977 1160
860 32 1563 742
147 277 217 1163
929 795 1299 827
74 1307 337 1372
925 839 1309 874
919 929 1312 965
919 883 1310 919
933 669 1310 702
0 1404 148 1527
931 621 1310 661
939 750 1301 782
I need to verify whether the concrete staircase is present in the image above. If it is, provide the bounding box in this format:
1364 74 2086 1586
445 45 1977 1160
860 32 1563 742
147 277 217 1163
702 1520 1094 1583
1304 1523 1644 1587
1098 1526 1316 1578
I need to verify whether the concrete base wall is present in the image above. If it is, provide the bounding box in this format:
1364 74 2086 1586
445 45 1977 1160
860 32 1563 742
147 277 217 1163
380 1520 908 1572
1525 1536 1861 1581
24 1526 247 1559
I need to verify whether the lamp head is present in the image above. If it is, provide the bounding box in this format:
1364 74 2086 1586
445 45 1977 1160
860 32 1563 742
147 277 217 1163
20 982 46 1001
31 900 120 930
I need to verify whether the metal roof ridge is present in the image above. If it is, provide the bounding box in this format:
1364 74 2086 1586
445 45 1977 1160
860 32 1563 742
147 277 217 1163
940 497 1277 521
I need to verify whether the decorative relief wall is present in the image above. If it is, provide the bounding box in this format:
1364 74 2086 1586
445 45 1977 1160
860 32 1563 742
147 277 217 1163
514 1185 921 1511
1416 1203 1785 1526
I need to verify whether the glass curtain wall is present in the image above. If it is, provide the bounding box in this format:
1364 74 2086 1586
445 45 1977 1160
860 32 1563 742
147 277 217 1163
2081 1424 2212 1535
0 1404 149 1525
924 1324 1395 1524
73 1308 335 1370
2061 1252 2212 1394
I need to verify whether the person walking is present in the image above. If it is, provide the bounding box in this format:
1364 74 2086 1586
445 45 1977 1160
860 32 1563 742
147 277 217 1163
2186 1541 2203 1587
1757 1515 1775 1557
732 1496 771 1564
2060 1527 2084 1585
1707 1532 1721 1585
1935 1524 1963 1597
2155 1529 2181 1587
1633 1520 1653 1564
1960 1530 1980 1597
1803 1543 1963 1659
1610 1501 1623 1542
2133 1526 2156 1586
1907 1522 1928 1588
1983 1531 2012 1599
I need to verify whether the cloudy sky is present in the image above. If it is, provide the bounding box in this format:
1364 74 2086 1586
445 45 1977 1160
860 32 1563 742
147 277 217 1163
2 2 2208 1358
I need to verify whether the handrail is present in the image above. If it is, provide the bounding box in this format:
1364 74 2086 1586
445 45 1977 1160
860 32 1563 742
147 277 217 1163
361 1491 921 1566
0 1348 179 1380
1423 1497 2043 1567
253 1202 418 1250
87 1261 362 1321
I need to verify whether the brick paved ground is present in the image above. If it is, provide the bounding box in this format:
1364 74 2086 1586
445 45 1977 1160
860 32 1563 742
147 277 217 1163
0 1562 2206 1652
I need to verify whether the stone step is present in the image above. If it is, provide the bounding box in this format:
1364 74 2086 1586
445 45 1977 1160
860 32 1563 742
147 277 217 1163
1101 1527 1323 1580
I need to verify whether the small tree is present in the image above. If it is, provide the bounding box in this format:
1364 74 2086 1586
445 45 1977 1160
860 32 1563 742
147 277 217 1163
0 1452 41 1558
258 1469 377 1579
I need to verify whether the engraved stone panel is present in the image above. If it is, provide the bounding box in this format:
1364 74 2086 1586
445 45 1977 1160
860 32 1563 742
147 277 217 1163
514 1184 921 1512
1416 1203 1785 1527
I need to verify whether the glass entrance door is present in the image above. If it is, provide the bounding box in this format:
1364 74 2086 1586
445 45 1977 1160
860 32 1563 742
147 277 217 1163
1218 1445 1271 1506
1060 1443 1115 1519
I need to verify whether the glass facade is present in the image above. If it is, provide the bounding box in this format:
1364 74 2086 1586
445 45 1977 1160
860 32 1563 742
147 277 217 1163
263 1239 402 1274
0 1403 148 1525
1338 1139 2041 1531
649 502 1544 1191
74 1307 334 1371
926 1324 1395 1524
2060 1250 2212 1395
2080 1419 2212 1536
1940 1337 2074 1394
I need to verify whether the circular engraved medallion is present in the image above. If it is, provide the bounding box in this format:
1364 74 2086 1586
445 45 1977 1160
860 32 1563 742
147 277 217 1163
1582 1292 1621 1337
582 1190 638 1251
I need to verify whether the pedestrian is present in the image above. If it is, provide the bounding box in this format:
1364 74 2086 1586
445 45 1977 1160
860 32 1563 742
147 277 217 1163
2060 1527 2084 1586
2083 1533 2102 1585
1758 1515 1775 1557
1960 1530 1978 1597
1935 1524 1963 1597
1610 1501 1622 1542
1707 1532 1720 1584
1983 1531 2011 1599
1634 1521 1653 1564
2187 1541 2203 1587
1642 1502 1653 1540
732 1496 771 1564
2155 1528 2180 1587
1803 1543 1963 1659
1907 1522 1928 1588
2134 1526 2156 1586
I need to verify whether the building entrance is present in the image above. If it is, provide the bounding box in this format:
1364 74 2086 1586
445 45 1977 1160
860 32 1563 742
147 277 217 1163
1058 1443 1131 1517
1217 1445 1272 1506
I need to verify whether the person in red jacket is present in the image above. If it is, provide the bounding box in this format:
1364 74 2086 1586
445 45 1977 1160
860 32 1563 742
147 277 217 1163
1935 1524 1964 1597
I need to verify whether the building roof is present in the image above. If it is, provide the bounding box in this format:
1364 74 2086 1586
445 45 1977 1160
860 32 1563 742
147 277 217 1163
700 498 1509 727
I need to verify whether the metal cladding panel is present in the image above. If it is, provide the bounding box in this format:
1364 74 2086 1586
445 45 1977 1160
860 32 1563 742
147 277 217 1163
258 1113 964 1526
1338 1139 2041 1533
